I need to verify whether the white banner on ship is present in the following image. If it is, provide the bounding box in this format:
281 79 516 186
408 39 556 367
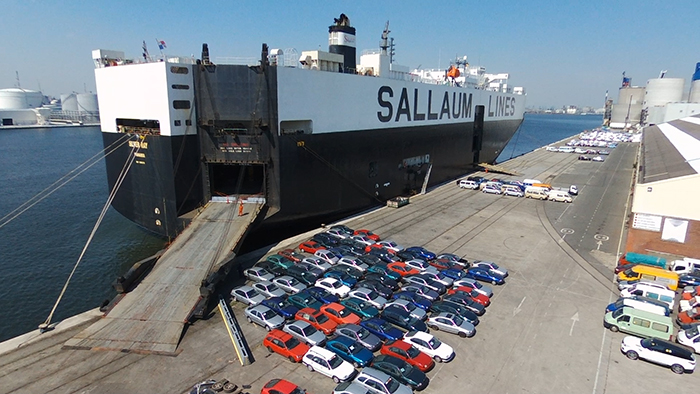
329 32 356 47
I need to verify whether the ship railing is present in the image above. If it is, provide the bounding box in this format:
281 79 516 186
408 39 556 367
213 57 260 66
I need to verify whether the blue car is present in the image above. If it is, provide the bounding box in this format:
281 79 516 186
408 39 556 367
441 267 466 280
465 266 505 285
340 298 380 319
287 290 324 310
367 249 397 264
392 291 432 310
261 296 299 319
381 305 428 332
405 246 436 261
323 270 358 288
306 286 340 304
679 274 700 288
367 263 402 281
402 284 440 301
360 318 405 341
324 336 374 367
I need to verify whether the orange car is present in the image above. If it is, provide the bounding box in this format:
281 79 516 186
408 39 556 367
364 243 396 254
263 329 310 363
354 229 380 241
299 240 325 254
683 287 700 301
295 307 337 335
380 339 434 372
320 302 361 325
278 248 305 262
387 261 420 277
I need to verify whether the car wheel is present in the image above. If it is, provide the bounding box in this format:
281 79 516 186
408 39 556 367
332 376 341 384
288 356 296 363
430 324 439 331
222 382 237 393
434 355 443 362
625 350 638 360
266 346 273 353
492 280 498 285
458 331 467 338
671 364 685 374
610 325 619 333
265 325 272 331
307 363 314 372
246 316 252 324
211 382 224 392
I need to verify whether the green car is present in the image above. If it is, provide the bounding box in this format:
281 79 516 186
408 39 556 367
340 298 380 319
367 263 401 281
266 254 295 269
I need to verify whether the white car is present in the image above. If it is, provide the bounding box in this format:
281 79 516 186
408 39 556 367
620 335 695 374
419 271 454 287
592 156 605 162
252 281 286 298
230 285 266 305
351 235 375 246
243 266 275 282
377 240 403 252
315 277 351 298
348 288 388 309
326 228 350 239
403 259 439 274
569 185 578 195
315 249 340 265
453 278 493 298
503 187 524 197
472 260 508 277
545 146 558 152
678 326 700 353
402 330 455 363
273 275 307 294
303 345 357 383
337 257 369 272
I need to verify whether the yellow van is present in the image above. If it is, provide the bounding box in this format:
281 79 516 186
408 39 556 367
617 265 679 291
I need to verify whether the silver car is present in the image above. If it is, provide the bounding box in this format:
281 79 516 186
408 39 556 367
337 257 369 272
335 323 382 351
353 367 412 394
252 281 286 298
419 271 453 287
348 288 387 309
472 260 508 277
243 266 275 282
244 304 284 331
403 259 439 274
230 285 266 306
333 381 372 394
427 312 476 338
385 299 427 321
273 275 307 294
453 278 493 297
403 275 445 294
300 257 333 272
283 320 327 346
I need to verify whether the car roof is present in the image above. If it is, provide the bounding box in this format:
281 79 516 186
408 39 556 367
235 285 255 292
357 367 391 382
405 330 432 341
308 345 335 358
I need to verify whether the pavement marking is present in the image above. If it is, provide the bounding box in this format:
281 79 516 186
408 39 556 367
512 296 527 316
569 312 579 336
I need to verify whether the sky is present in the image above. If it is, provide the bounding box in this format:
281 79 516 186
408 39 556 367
1 0 699 108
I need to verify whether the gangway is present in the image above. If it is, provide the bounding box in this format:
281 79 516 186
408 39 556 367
64 199 263 355
478 162 523 176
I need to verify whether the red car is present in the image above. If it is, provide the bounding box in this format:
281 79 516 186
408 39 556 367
299 240 325 254
380 340 434 372
683 287 700 301
295 307 337 335
428 258 460 271
262 329 310 363
354 229 381 241
364 244 396 254
278 248 305 262
678 308 700 325
387 261 420 277
261 378 305 394
320 302 361 325
447 287 490 306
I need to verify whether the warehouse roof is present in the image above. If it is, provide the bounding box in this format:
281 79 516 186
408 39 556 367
641 115 700 184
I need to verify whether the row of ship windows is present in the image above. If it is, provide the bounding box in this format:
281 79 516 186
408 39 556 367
173 120 192 126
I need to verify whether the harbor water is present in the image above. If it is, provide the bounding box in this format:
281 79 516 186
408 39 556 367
0 113 602 342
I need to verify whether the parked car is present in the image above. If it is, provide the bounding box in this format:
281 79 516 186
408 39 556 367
287 290 324 310
327 228 351 239
315 278 351 298
482 185 502 194
325 335 374 368
592 156 605 162
380 339 434 373
381 305 429 332
313 233 340 248
447 287 490 306
302 345 357 383
437 253 469 268
385 299 428 321
679 273 700 288
357 254 383 266
405 247 436 261
340 297 380 319
453 278 493 297
337 256 369 272
503 187 524 197
315 249 341 265
352 367 412 394
443 293 486 315
261 379 306 394
252 281 287 298
355 280 392 300
306 286 341 304
335 323 382 351
261 296 299 319
404 275 446 294
348 288 388 309
465 266 505 285
243 266 275 282
273 276 308 294
278 248 306 262
295 307 338 336
429 300 479 326
427 258 460 271
320 302 361 325
266 254 296 269
377 240 403 252
300 257 333 272
440 267 466 281
427 312 476 338
263 329 310 363
323 270 358 288
578 155 591 161
402 284 440 301
351 235 375 246
360 318 405 341
364 272 399 290
402 330 455 363
354 229 381 241
367 263 402 281
255 260 286 277
472 260 508 277
244 304 285 331
677 325 700 353
569 185 578 195
392 291 433 311
299 240 326 254
330 224 354 236
231 285 266 306
283 320 327 346
620 336 695 374
287 264 322 286
403 259 439 274
371 354 429 391
367 248 400 263
387 262 421 277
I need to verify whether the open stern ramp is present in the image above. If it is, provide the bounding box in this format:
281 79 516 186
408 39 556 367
64 200 262 355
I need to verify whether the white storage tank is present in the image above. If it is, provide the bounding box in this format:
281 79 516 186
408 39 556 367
644 78 684 108
61 93 78 111
690 80 700 103
0 88 44 109
76 93 98 113
617 87 645 104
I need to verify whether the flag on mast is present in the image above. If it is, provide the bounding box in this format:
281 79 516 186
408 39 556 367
157 39 167 50
142 41 149 61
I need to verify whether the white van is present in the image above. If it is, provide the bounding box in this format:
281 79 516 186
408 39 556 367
523 179 542 186
620 282 676 310
670 258 700 275
558 146 574 153
524 186 548 200
547 190 573 203
458 180 479 190
606 296 670 317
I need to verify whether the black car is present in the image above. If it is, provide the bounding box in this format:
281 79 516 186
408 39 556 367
330 224 354 236
366 249 397 263
429 300 479 326
364 272 399 290
679 273 700 288
254 261 285 276
339 237 366 249
467 175 486 184
287 265 321 286
357 254 382 267
578 155 592 161
381 305 428 332
312 233 340 248
443 293 486 316
357 280 393 299
326 265 364 281
371 354 429 391
396 250 421 262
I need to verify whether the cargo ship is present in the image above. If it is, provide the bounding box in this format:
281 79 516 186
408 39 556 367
92 14 525 239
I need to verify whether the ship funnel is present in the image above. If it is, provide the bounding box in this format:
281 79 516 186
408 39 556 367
201 43 210 65
328 13 356 73
690 62 700 103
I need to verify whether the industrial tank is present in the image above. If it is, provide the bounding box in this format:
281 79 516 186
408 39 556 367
76 93 98 113
617 87 645 104
60 93 78 111
690 63 700 103
644 78 684 108
0 88 44 109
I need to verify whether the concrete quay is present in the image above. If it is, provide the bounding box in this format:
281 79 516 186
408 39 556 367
1 139 693 394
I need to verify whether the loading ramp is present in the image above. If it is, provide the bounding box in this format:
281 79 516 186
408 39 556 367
64 199 263 355
478 162 523 176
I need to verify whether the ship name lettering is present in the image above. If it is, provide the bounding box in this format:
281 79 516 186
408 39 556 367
487 96 516 118
377 86 474 123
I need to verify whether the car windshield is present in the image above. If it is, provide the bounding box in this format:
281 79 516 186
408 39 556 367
640 338 652 348
267 284 279 291
289 278 300 285
301 324 316 336
290 387 306 394
428 337 442 349
367 291 379 300
491 263 500 269
385 377 399 393
338 308 350 317
244 289 258 297
329 354 343 368
688 325 700 338
405 303 416 311
262 310 277 319
331 281 342 289
316 313 329 323
357 327 369 338
406 345 420 358
284 337 301 349
453 315 464 325
611 308 623 319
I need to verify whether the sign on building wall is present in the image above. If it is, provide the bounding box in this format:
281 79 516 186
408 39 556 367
661 218 689 243
632 213 663 232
